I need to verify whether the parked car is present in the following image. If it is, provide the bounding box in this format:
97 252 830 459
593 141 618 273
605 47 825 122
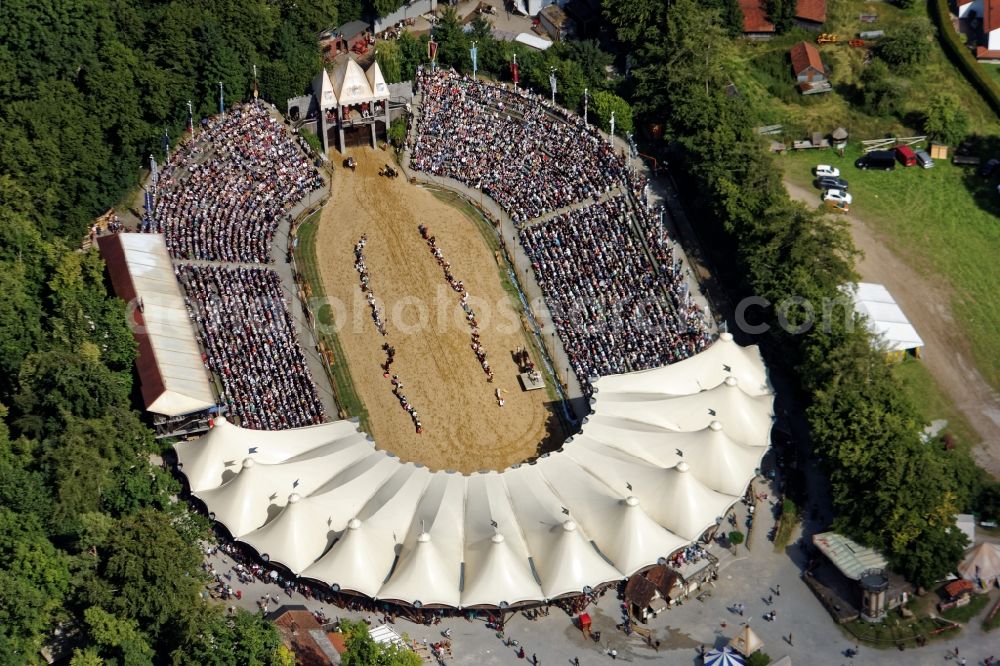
895 145 917 167
979 158 1000 177
855 150 896 170
817 176 849 190
815 164 841 177
823 189 853 205
915 149 934 169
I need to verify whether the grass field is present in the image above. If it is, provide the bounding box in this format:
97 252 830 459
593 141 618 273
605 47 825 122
294 213 371 431
892 357 980 450
734 1 1000 138
939 591 991 623
780 145 1000 398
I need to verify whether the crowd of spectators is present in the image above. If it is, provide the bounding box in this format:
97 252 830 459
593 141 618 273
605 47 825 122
520 195 710 391
176 264 325 430
408 68 712 393
410 68 629 224
145 102 324 263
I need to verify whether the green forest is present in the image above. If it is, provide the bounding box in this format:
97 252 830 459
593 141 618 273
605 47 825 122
2 0 999 662
0 0 357 663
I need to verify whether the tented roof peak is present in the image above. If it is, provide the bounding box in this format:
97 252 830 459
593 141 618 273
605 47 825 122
625 496 640 507
709 420 723 431
348 518 362 530
676 461 690 473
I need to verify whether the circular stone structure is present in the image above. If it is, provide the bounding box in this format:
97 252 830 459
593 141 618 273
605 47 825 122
176 333 774 608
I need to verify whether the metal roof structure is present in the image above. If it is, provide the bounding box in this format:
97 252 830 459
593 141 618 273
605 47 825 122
812 532 888 580
98 233 216 416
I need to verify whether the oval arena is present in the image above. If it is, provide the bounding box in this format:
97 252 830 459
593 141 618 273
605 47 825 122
100 60 775 611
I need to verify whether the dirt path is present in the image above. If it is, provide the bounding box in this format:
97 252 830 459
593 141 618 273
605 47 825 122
316 150 555 473
785 179 1000 476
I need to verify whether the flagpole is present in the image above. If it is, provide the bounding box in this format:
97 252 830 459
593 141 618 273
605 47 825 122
583 87 588 125
253 64 259 100
219 81 225 117
187 100 194 139
513 53 517 93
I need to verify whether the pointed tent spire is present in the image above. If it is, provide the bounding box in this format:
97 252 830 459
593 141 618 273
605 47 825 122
461 531 543 608
729 624 764 656
654 461 734 541
312 69 338 110
679 421 764 496
332 57 374 107
196 458 269 537
537 519 623 600
378 532 461 607
240 492 331 574
365 61 390 100
605 495 687 574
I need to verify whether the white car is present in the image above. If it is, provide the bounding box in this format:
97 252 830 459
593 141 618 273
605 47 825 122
815 164 840 178
823 189 852 205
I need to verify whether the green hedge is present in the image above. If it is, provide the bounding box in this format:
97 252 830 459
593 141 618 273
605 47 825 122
931 0 1000 116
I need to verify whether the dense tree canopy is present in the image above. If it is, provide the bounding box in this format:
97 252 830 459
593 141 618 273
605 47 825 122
0 0 346 661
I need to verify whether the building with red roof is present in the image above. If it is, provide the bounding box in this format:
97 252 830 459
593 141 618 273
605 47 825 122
795 0 827 26
739 0 775 37
977 0 1000 59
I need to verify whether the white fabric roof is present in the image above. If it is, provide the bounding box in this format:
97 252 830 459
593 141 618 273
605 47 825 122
514 32 554 50
333 58 375 107
365 61 390 101
102 233 216 416
852 282 924 352
177 336 773 607
959 543 1000 584
313 69 338 110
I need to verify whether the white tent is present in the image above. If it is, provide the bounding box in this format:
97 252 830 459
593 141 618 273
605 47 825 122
461 473 543 607
333 58 375 107
851 283 924 355
378 473 466 607
958 543 1000 588
301 465 430 597
175 416 363 492
365 61 390 101
592 333 772 397
513 32 554 50
312 69 338 110
177 335 774 607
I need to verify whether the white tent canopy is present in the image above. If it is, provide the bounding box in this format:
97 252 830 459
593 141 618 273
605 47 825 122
333 58 379 107
958 543 1000 587
851 282 924 354
177 336 774 607
365 61 390 101
313 69 338 110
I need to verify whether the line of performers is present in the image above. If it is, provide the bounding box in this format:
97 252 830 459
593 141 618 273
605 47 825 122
354 235 423 434
418 224 495 385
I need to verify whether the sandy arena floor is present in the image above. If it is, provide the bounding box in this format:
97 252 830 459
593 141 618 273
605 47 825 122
316 149 557 473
